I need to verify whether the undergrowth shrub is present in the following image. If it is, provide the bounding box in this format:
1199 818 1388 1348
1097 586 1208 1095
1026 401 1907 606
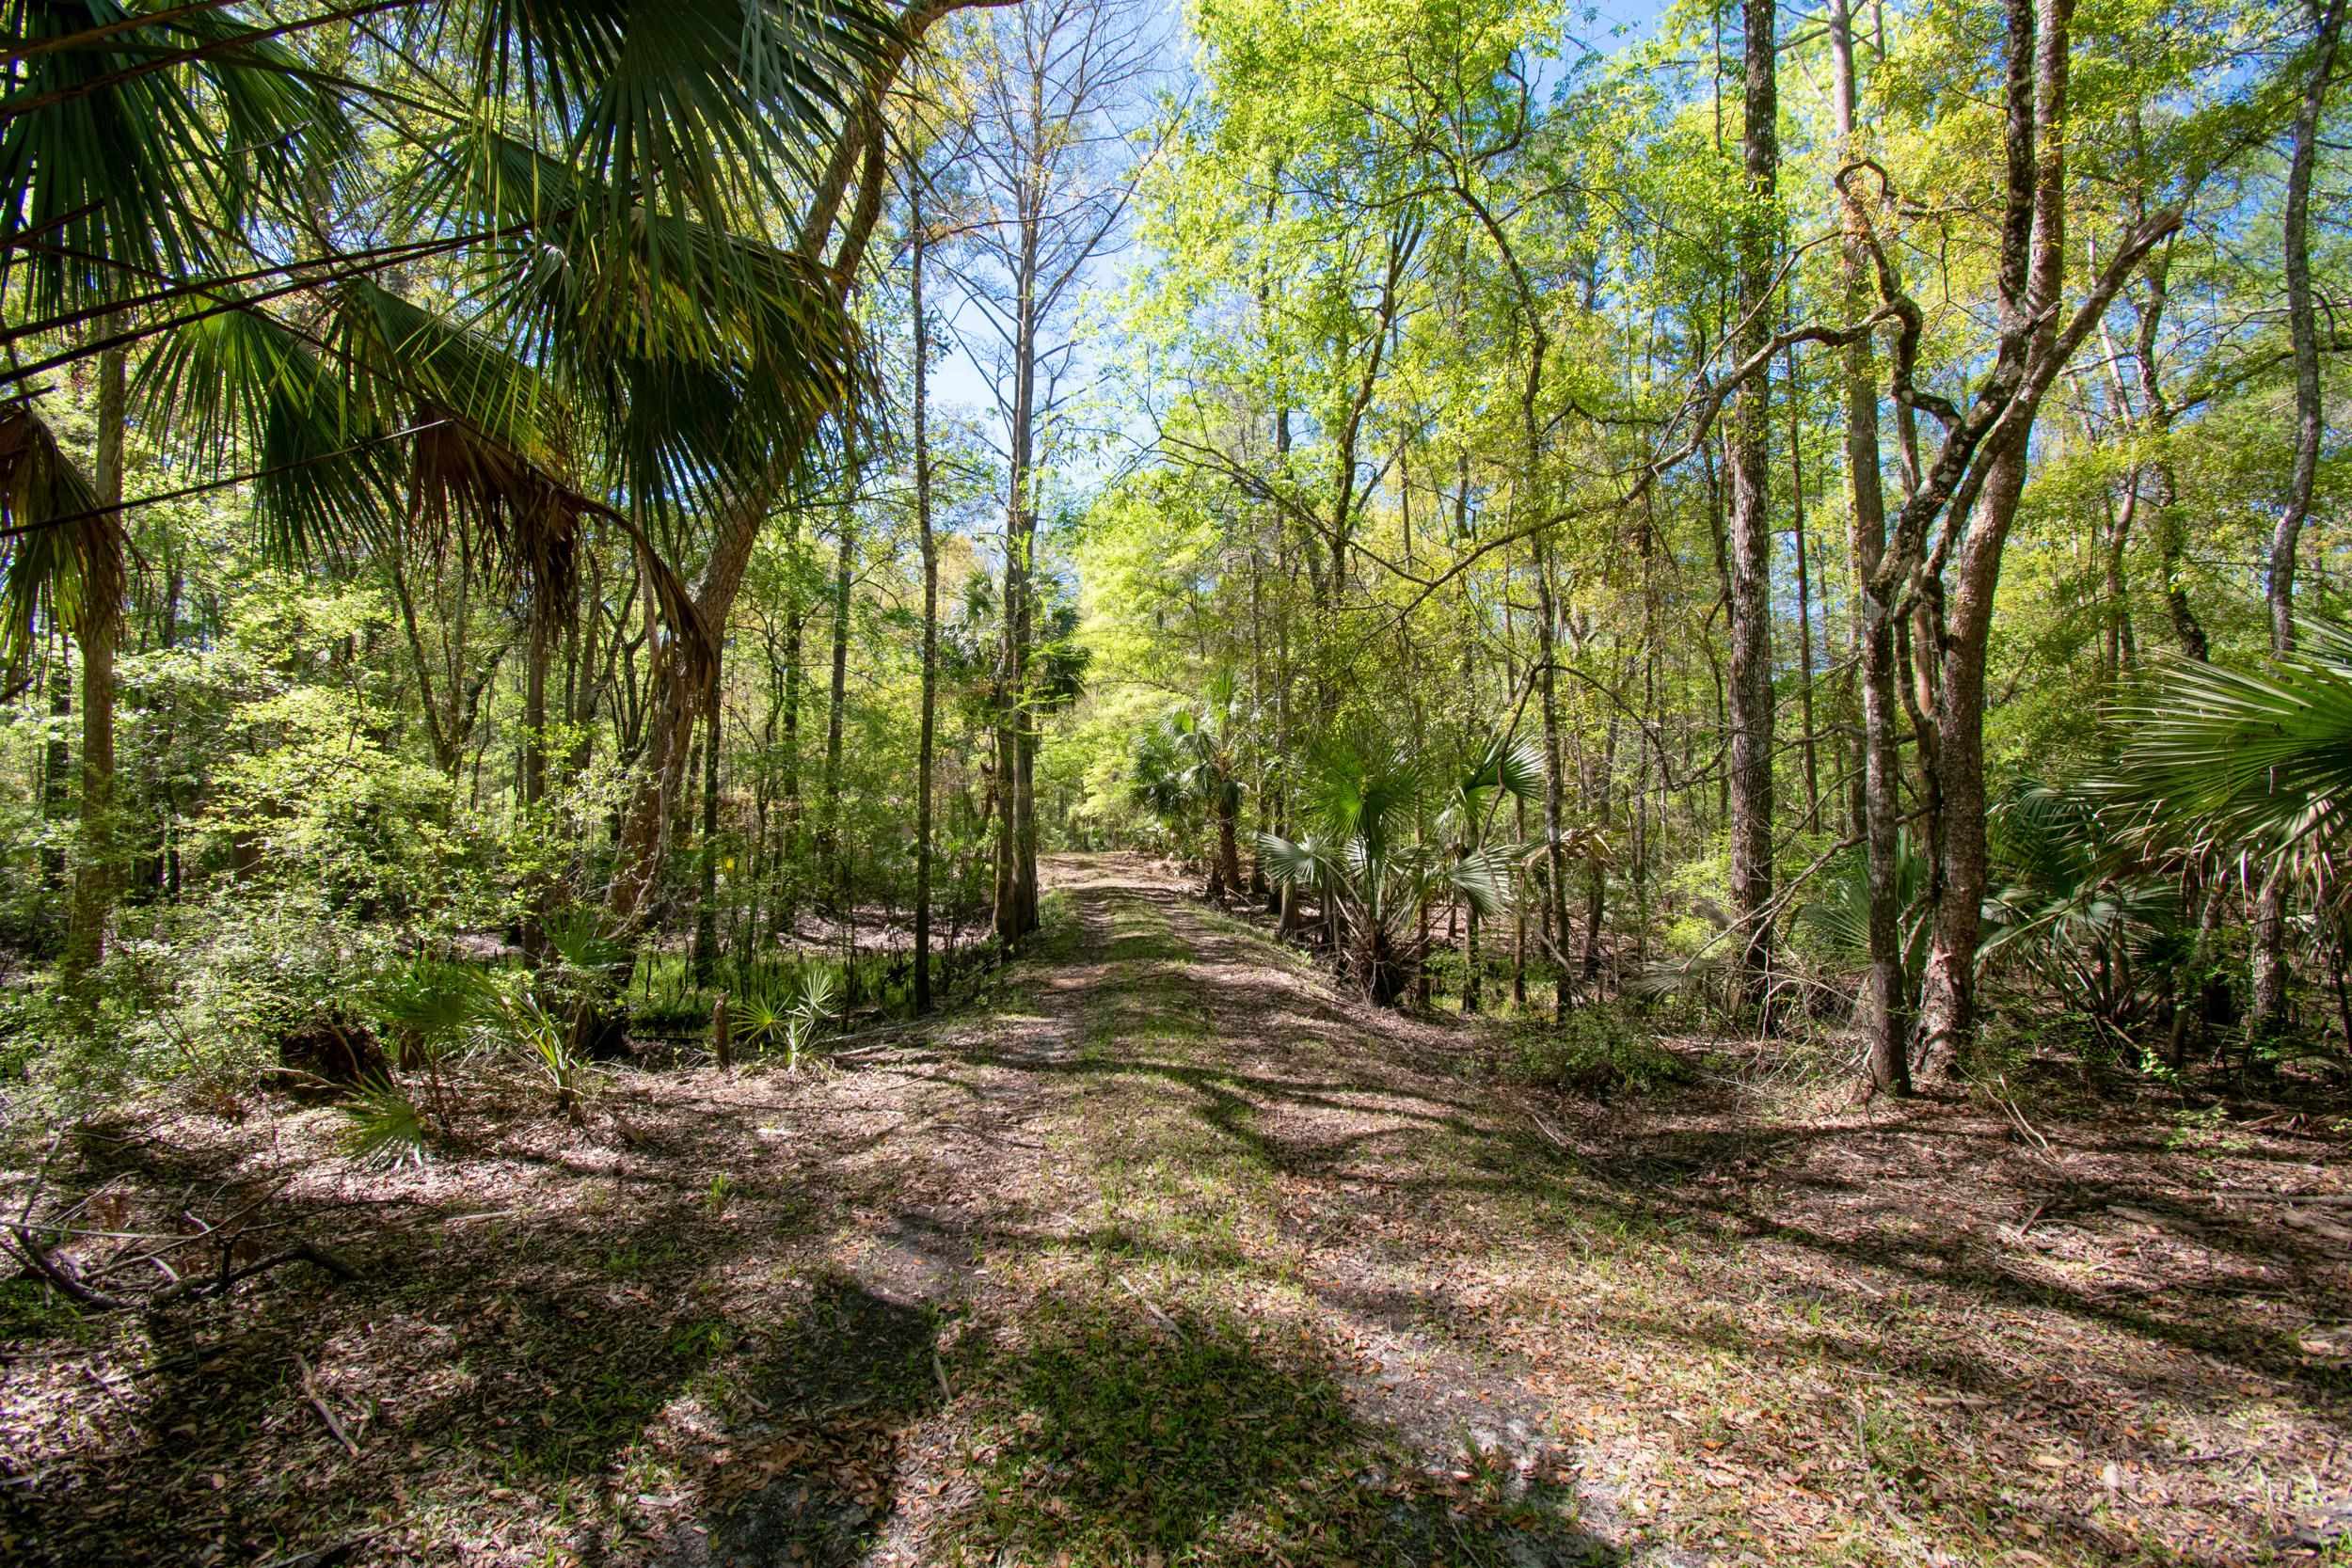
46 895 406 1111
1498 1002 1689 1096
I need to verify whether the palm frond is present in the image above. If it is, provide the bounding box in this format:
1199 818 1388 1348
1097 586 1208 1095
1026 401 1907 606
1463 737 1544 803
1257 831 1339 893
2103 628 2352 862
0 0 353 317
339 1075 430 1168
1797 831 1931 980
417 125 868 511
135 305 399 562
368 958 493 1046
0 404 120 657
1440 842 1519 920
421 0 893 224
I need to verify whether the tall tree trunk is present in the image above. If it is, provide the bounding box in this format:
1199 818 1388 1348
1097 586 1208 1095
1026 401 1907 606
1833 0 1911 1095
821 515 855 914
2253 0 2344 1044
912 187 941 1016
1787 346 1820 832
1919 0 2081 1070
1724 0 1781 1007
518 592 557 961
1533 532 1573 1022
42 638 69 891
2130 255 2206 662
65 341 127 994
2273 0 2344 660
1216 793 1243 903
600 1 977 937
995 205 1043 947
779 514 804 941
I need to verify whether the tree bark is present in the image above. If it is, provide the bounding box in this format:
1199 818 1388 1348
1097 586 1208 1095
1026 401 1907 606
2130 253 2206 662
1724 0 1781 1007
1533 533 1572 1022
1832 0 1911 1095
2272 0 2344 659
821 513 855 914
2253 0 2344 1044
1787 346 1819 832
692 659 723 985
1918 0 2077 1069
603 0 987 936
912 183 940 1016
65 341 127 994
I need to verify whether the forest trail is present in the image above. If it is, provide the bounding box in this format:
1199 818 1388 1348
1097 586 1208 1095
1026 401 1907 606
714 850 1666 1566
7 855 2339 1568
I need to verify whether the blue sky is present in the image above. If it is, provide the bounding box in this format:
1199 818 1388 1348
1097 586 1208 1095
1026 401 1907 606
916 0 1674 524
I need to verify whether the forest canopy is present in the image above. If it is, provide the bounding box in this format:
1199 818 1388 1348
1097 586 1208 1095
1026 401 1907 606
4 0 2352 1558
3 0 2349 1109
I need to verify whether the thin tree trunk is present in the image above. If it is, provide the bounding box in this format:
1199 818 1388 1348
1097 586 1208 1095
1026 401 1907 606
912 186 941 1016
2252 0 2344 1044
693 659 723 985
2130 256 2207 662
2272 0 2344 659
1833 0 1911 1096
42 638 69 891
1533 533 1572 1022
779 514 804 941
995 207 1042 948
821 514 855 914
65 341 127 993
1788 345 1820 831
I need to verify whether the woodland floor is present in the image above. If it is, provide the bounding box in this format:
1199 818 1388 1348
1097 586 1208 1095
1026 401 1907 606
3 854 2349 1568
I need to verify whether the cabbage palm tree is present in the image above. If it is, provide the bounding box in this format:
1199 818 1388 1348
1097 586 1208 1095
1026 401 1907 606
1257 736 1533 1006
1127 673 1248 897
1433 736 1544 1011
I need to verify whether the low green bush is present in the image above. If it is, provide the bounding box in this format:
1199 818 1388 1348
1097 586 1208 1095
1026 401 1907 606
1497 1002 1690 1096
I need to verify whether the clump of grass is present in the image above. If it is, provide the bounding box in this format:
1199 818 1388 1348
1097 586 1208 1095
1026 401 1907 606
957 1291 1582 1566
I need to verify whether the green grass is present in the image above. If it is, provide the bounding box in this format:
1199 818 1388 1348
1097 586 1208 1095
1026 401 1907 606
0 1277 97 1341
949 1291 1590 1568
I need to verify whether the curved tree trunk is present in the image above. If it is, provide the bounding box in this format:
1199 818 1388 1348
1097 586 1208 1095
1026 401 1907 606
604 0 1001 939
2252 0 2344 1045
1833 0 1909 1096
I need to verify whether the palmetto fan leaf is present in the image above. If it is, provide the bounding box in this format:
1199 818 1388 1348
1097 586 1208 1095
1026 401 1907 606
1440 842 1518 921
1798 831 1931 979
1438 736 1542 848
1461 737 1544 805
0 0 353 317
421 0 893 224
327 282 721 681
1255 831 1342 895
419 126 869 512
135 306 401 562
328 279 575 598
2103 621 2352 863
0 404 121 658
1301 736 1428 864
